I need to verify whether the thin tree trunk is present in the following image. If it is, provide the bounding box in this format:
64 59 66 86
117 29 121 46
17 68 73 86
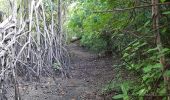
152 0 170 99
12 0 21 100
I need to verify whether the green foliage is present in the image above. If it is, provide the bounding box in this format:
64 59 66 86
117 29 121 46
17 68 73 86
102 81 121 94
164 70 170 77
121 40 170 98
0 0 11 13
65 0 170 99
81 31 107 52
66 0 130 52
112 83 130 100
52 61 61 70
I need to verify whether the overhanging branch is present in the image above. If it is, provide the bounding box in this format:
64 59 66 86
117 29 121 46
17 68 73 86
93 2 170 13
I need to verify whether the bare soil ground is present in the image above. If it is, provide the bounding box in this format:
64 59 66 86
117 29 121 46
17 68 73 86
16 42 116 100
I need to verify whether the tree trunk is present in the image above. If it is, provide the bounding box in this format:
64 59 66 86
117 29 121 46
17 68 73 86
152 0 170 99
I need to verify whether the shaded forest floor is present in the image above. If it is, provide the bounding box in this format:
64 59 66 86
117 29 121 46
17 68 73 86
17 42 129 100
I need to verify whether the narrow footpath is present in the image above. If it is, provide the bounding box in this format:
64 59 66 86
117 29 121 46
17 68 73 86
19 42 116 100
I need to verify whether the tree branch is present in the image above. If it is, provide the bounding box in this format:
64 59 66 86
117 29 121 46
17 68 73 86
93 2 170 13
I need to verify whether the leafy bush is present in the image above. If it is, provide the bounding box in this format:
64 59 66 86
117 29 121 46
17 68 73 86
81 31 107 52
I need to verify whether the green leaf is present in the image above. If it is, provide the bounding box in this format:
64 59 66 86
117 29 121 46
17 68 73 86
138 88 147 96
144 20 150 27
112 94 124 99
121 82 130 95
159 88 166 95
160 0 166 3
163 70 170 77
121 85 127 95
123 53 129 58
143 63 162 73
146 47 158 53
152 63 162 69
139 42 147 47
132 41 140 47
161 48 170 54
124 96 129 100
124 47 131 51
143 64 152 73
142 74 150 81
162 11 170 15
118 34 124 37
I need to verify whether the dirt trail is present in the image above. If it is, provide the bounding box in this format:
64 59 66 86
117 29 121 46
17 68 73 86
19 43 115 100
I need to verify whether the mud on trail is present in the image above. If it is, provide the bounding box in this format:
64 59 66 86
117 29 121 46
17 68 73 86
17 42 116 100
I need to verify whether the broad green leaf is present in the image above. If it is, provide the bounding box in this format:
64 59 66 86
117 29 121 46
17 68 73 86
124 96 129 100
146 47 158 53
121 83 129 95
121 85 127 95
143 63 162 73
112 94 124 99
162 11 170 15
152 63 162 69
138 89 147 96
160 0 166 3
132 42 140 47
143 65 152 73
159 88 166 95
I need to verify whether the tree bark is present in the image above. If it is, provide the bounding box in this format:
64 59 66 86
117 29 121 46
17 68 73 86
152 0 170 99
